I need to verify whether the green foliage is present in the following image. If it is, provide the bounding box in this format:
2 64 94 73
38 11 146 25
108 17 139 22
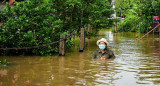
115 0 160 33
0 59 10 65
118 15 139 32
49 0 114 30
111 28 115 33
0 0 113 56
0 0 63 55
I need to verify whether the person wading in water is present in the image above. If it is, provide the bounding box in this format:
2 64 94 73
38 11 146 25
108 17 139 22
92 38 115 60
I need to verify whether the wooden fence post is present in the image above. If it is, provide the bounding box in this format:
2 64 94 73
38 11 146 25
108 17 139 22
88 24 92 33
159 25 160 48
59 35 66 56
115 22 118 33
79 28 85 52
153 29 154 40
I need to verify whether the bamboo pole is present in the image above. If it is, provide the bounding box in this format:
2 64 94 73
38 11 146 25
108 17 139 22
139 24 160 40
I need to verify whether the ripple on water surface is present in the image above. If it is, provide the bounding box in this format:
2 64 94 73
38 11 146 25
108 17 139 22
1 31 160 86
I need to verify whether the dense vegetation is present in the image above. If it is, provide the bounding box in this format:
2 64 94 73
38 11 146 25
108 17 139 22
0 0 113 56
115 0 160 33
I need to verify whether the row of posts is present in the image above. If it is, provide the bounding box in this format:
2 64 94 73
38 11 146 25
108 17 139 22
59 24 92 56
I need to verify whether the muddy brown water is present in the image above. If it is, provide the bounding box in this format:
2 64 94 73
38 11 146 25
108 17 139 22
0 30 160 86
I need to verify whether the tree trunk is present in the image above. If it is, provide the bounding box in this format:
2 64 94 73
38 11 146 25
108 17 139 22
70 6 74 27
63 11 66 30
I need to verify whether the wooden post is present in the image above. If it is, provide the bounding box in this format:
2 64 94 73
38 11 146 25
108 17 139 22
88 24 92 33
79 28 85 52
153 29 154 40
159 26 160 49
115 22 118 33
59 35 66 56
136 35 138 40
136 35 138 43
88 24 92 39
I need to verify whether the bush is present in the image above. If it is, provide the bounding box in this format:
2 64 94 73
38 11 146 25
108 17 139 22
0 59 10 65
0 0 114 56
115 0 160 33
0 0 64 55
118 15 139 32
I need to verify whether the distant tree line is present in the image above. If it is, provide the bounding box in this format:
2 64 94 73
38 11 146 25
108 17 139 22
115 0 160 33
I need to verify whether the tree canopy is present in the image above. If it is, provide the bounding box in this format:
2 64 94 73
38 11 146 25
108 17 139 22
0 0 113 55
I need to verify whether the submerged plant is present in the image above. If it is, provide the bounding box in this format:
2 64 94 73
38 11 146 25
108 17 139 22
0 59 10 65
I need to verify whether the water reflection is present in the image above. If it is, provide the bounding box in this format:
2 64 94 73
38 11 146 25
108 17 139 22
92 60 117 86
1 30 160 86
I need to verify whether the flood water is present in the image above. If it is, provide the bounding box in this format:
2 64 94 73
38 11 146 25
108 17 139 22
1 29 160 86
